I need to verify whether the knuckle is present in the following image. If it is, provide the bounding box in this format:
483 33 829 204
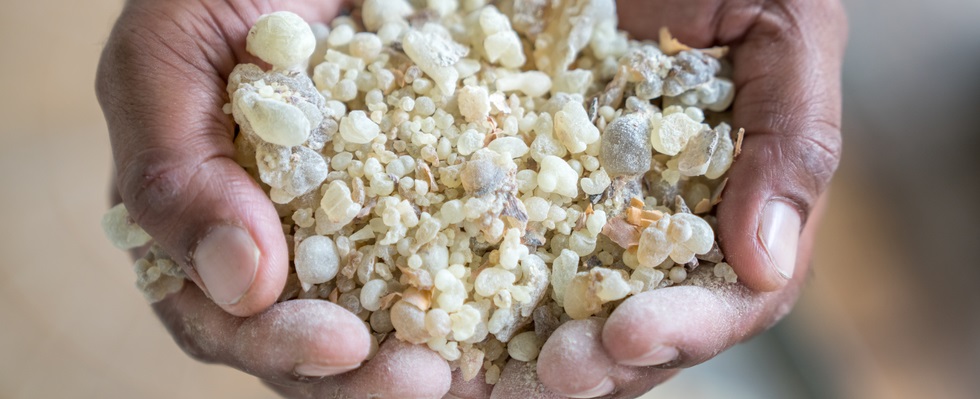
174 328 217 364
153 296 221 364
117 149 212 234
790 121 842 189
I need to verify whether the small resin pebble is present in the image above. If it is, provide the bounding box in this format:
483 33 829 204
247 11 316 70
295 235 341 291
102 203 151 250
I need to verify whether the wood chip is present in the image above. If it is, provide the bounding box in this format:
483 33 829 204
598 65 628 109
658 27 691 56
341 250 363 279
399 265 434 290
694 198 712 214
674 195 692 214
522 225 546 247
701 46 730 58
710 178 728 206
626 206 644 226
640 209 664 221
734 128 745 157
352 177 366 205
501 193 529 231
574 212 588 231
417 159 438 189
356 196 378 219
392 66 406 88
601 217 642 249
400 288 431 311
587 97 599 124
659 26 730 58
378 292 402 310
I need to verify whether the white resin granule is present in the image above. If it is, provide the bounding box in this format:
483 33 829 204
554 101 600 154
238 93 311 147
474 267 517 297
294 235 340 291
402 28 467 95
488 137 530 158
714 262 738 283
537 155 579 198
361 0 413 31
246 12 316 70
495 71 552 97
458 85 491 123
319 180 361 229
594 268 631 302
650 111 704 156
102 203 151 250
550 249 579 304
340 110 381 144
507 331 542 362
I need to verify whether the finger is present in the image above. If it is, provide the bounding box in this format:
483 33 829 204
602 193 825 369
447 367 493 399
602 283 775 369
99 2 279 316
616 0 763 46
619 0 847 292
534 195 824 397
324 339 452 398
97 0 347 316
152 283 371 384
717 0 847 291
490 361 564 399
267 338 452 398
530 320 678 398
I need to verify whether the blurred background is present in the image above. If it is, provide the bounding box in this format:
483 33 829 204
1 0 978 397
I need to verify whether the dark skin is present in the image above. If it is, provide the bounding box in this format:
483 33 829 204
97 0 846 397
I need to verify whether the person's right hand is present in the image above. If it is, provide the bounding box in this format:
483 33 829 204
483 0 847 397
97 0 451 396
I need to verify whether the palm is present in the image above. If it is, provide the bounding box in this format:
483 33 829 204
100 0 845 398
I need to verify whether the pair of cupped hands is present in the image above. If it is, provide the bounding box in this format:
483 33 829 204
97 0 846 397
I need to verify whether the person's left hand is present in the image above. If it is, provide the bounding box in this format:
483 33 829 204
98 0 453 397
476 0 847 397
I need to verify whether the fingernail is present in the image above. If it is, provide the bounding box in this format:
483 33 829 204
294 362 360 377
759 200 801 279
567 377 615 398
619 345 678 367
193 225 260 305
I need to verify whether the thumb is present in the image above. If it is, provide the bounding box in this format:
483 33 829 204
98 0 346 316
717 0 847 291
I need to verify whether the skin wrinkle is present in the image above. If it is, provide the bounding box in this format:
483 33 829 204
712 0 766 45
128 10 221 82
122 153 221 234
155 286 235 364
754 133 835 219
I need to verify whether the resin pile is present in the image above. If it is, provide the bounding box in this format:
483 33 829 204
103 0 742 384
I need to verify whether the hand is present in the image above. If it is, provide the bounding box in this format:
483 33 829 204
487 0 847 397
97 0 450 396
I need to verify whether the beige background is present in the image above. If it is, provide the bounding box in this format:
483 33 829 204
1 0 978 398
